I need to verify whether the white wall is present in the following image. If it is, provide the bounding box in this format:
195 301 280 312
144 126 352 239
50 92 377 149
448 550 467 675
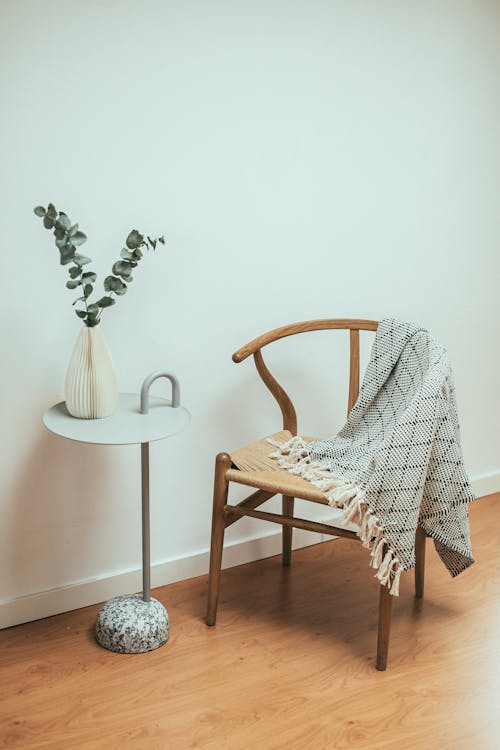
1 0 499 625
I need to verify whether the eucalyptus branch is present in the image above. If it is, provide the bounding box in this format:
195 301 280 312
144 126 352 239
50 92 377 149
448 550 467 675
34 203 165 328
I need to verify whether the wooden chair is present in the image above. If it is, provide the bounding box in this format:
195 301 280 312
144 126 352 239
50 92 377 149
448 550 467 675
206 318 427 670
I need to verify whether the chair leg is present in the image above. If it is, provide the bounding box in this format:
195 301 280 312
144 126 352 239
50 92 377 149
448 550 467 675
206 452 231 626
415 525 426 599
282 495 294 566
376 583 393 671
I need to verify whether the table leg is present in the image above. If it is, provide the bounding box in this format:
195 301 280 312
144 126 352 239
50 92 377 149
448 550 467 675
94 438 169 653
141 442 151 602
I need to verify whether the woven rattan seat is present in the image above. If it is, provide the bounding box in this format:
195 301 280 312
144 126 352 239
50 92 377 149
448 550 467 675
228 431 359 529
228 431 328 502
227 430 328 505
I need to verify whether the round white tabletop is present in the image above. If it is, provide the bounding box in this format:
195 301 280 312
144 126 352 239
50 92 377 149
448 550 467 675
43 393 191 445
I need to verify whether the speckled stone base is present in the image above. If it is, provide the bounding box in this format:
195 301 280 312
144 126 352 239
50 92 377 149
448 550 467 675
95 594 169 654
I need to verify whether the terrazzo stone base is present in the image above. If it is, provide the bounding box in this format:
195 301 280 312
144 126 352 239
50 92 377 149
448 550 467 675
95 594 169 653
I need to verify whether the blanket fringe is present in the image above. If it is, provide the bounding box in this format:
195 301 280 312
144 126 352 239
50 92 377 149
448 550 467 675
268 435 403 596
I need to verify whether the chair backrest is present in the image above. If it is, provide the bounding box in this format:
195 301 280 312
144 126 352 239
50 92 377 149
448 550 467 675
232 319 379 435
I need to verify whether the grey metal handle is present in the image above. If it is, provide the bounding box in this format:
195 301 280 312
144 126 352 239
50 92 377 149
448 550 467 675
140 371 180 413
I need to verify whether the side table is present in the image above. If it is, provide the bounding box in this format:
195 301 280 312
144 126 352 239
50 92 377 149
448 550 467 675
43 371 191 654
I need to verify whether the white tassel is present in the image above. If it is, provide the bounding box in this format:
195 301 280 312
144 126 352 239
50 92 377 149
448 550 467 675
367 515 378 538
359 510 375 546
267 435 405 596
376 551 393 584
378 555 399 586
317 478 343 493
390 564 403 596
360 511 369 537
371 536 385 568
267 435 306 454
343 497 362 524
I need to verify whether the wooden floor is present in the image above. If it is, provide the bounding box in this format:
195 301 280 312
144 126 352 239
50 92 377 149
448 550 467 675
1 494 499 750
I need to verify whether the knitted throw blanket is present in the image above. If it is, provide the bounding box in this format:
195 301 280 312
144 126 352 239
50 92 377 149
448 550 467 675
269 318 475 595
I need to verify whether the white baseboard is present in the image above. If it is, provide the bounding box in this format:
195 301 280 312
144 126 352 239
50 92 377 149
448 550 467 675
1 471 498 629
471 471 500 500
0 513 337 630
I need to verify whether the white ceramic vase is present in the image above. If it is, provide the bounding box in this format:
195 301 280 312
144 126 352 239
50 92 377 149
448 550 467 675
64 326 118 419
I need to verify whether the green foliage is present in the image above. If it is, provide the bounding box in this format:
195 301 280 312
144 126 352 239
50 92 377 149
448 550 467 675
97 296 115 308
34 202 166 328
74 254 91 266
72 231 87 246
112 260 132 278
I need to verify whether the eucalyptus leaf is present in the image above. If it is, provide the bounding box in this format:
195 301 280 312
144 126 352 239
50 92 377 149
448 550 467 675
69 266 81 278
97 296 115 308
66 279 80 289
75 310 87 319
69 224 79 237
114 282 127 296
81 271 97 283
43 216 54 229
60 245 75 263
47 203 57 219
34 206 46 217
74 254 91 266
87 303 99 316
120 248 135 260
72 231 87 246
83 283 93 298
103 275 123 292
56 213 71 230
112 260 132 278
60 251 75 266
126 229 143 249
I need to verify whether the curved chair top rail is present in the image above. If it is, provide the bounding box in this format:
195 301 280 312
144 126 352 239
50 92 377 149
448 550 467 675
232 318 379 363
232 318 379 435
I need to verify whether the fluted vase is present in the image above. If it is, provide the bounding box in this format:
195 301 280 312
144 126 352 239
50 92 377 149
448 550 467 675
64 327 118 419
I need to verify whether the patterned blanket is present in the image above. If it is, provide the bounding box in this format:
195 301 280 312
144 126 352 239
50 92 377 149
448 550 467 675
269 318 475 595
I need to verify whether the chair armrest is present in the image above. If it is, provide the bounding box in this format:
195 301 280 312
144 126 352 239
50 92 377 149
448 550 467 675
232 318 378 362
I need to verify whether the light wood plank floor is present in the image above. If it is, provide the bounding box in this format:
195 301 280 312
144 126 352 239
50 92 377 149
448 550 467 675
1 494 499 750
